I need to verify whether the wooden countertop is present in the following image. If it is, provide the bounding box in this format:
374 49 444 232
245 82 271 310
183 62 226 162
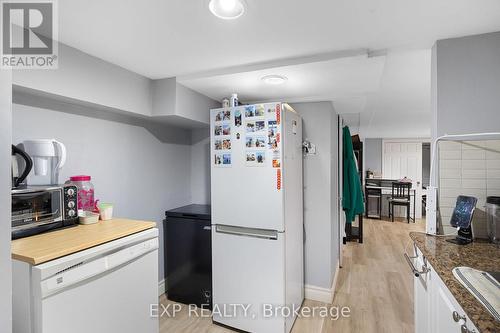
12 218 156 265
410 232 500 333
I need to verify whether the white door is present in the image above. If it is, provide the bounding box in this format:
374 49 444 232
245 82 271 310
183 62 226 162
382 141 423 219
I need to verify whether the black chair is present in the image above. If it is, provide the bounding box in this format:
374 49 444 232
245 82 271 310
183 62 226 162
388 182 412 223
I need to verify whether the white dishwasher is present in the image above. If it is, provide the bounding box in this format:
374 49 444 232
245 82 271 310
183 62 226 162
13 228 159 333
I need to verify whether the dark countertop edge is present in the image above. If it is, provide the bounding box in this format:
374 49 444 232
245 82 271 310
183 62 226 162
410 232 500 333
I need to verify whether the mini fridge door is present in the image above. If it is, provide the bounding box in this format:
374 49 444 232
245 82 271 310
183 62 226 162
212 225 286 333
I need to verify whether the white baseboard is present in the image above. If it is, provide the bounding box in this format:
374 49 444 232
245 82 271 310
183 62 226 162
304 284 333 303
158 279 166 297
305 261 340 304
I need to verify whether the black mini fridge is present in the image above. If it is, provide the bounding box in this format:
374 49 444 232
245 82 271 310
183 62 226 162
164 204 212 308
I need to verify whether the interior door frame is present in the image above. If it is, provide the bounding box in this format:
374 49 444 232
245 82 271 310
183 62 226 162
337 115 344 267
382 138 430 220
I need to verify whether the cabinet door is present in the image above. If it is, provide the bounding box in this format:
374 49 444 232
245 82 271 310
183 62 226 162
414 251 432 333
432 271 479 333
434 283 463 333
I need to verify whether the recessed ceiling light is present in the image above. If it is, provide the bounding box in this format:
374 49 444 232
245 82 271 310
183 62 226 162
208 0 246 20
261 75 288 85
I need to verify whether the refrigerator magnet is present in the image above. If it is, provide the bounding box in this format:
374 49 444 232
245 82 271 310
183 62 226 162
255 104 265 117
222 124 231 136
246 121 255 133
214 139 222 150
245 105 256 118
245 150 266 167
214 153 232 167
222 110 231 121
276 104 281 124
234 110 242 127
255 120 265 132
215 111 223 122
222 139 231 150
214 125 223 136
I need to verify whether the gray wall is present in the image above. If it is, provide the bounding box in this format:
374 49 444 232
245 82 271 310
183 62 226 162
291 102 339 289
190 129 211 204
12 104 193 282
13 43 152 116
0 71 12 333
422 143 431 187
364 138 383 174
432 31 500 140
176 83 220 125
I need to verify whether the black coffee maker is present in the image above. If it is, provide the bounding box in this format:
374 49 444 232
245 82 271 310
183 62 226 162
11 145 33 189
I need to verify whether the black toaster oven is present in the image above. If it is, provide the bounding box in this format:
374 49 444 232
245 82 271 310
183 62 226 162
11 185 78 239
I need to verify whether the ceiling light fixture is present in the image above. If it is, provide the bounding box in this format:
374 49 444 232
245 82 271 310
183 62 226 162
208 0 246 20
261 75 288 85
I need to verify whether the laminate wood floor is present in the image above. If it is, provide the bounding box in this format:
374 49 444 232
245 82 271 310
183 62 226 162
159 218 425 333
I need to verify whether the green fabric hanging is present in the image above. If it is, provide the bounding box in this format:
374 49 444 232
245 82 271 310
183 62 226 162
342 126 364 223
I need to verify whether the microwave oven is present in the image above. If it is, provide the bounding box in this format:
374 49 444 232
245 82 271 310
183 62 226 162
11 185 79 239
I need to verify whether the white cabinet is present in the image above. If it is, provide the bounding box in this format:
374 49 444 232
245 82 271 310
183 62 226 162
414 253 432 333
411 247 480 333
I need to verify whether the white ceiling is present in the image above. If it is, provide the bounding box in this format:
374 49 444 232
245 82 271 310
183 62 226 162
56 0 500 137
177 53 386 103
59 0 500 79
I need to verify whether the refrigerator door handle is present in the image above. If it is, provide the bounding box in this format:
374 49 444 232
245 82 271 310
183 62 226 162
215 225 278 240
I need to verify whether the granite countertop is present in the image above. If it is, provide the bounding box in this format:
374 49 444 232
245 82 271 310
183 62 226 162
410 232 500 333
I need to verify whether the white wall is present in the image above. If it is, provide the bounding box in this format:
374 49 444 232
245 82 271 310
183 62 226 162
438 140 500 236
12 104 193 282
432 31 500 140
291 102 339 290
0 70 12 333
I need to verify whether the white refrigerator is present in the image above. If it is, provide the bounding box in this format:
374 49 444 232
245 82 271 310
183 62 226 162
210 102 304 333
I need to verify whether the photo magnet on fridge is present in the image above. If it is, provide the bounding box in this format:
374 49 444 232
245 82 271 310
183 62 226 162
267 120 279 149
222 139 231 150
215 111 223 122
214 140 222 150
222 154 231 165
234 110 242 127
255 121 265 132
246 121 255 133
255 136 266 148
222 124 231 136
214 125 223 136
255 105 265 117
245 105 255 118
214 153 232 167
246 150 265 166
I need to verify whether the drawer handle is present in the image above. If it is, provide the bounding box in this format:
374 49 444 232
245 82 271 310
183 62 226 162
404 252 429 277
453 311 466 323
460 324 476 333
